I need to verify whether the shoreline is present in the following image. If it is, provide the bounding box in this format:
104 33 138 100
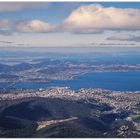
0 87 140 112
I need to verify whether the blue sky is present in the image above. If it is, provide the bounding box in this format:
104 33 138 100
0 2 140 47
1 2 140 23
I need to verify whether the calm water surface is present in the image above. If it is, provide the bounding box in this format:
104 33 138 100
1 71 140 91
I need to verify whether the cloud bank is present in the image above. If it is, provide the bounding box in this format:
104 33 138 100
0 19 55 34
63 4 140 33
15 20 55 33
0 4 140 35
107 34 140 42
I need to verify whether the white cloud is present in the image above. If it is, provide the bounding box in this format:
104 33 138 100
15 20 55 33
0 4 140 36
0 19 55 34
0 2 49 12
107 34 140 42
63 4 140 34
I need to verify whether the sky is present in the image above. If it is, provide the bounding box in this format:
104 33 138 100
0 2 140 47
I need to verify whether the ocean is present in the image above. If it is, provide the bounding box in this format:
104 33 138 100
0 71 140 91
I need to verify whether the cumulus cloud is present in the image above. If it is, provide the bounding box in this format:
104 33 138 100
0 4 140 35
15 20 55 33
107 34 140 42
0 19 55 35
0 2 49 12
63 4 140 34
